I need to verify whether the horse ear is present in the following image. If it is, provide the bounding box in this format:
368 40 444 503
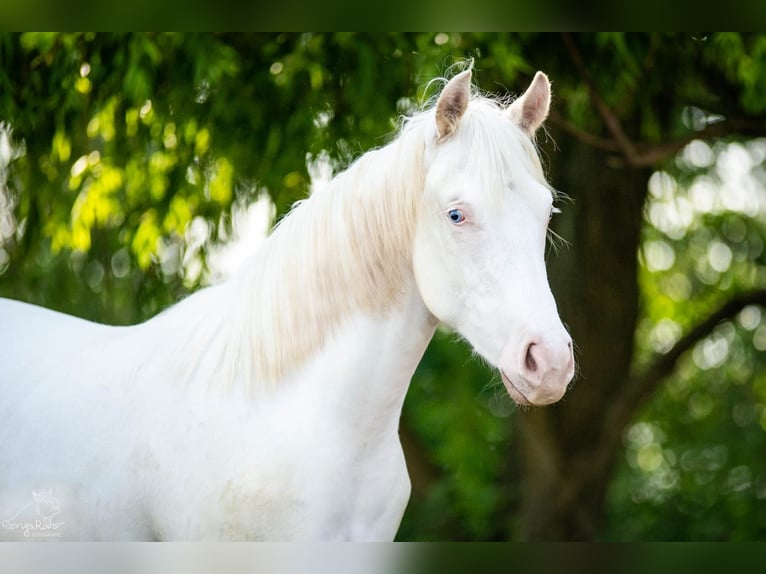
507 71 551 137
435 69 472 142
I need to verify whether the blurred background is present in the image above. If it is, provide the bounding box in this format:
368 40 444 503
0 33 765 541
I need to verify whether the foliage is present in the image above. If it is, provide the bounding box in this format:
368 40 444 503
605 140 766 540
1 33 765 540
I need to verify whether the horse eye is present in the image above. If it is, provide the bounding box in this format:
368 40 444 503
448 209 465 224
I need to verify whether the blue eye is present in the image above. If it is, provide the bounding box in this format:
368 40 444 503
448 209 465 224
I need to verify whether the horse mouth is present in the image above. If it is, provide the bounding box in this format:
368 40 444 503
500 370 532 406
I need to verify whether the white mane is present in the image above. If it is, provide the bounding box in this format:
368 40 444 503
145 90 550 393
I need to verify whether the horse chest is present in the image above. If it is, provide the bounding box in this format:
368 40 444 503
218 429 410 541
149 380 411 541
195 313 420 541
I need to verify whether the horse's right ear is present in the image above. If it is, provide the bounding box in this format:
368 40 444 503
435 69 472 142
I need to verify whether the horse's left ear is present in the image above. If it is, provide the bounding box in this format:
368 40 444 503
435 69 472 142
506 71 551 137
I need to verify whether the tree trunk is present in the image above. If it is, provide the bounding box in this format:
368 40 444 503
516 129 651 540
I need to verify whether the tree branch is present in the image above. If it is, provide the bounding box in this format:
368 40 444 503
607 288 766 441
559 33 766 168
561 33 640 162
552 107 766 169
548 110 620 153
615 33 661 116
615 117 766 168
569 288 766 488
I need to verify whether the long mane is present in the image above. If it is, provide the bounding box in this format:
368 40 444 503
227 116 428 386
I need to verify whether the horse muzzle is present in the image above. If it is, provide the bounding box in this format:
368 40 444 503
499 333 575 406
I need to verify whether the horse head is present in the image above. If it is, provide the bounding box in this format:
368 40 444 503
413 67 575 406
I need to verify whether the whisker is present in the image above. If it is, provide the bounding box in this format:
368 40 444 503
546 228 571 255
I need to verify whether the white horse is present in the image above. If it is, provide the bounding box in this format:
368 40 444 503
0 67 574 541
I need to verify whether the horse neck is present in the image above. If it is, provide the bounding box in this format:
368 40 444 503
196 123 433 395
283 282 437 439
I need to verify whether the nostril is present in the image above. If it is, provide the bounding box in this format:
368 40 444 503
525 343 538 373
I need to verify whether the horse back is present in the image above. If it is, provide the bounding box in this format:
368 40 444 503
0 298 114 388
0 298 150 539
